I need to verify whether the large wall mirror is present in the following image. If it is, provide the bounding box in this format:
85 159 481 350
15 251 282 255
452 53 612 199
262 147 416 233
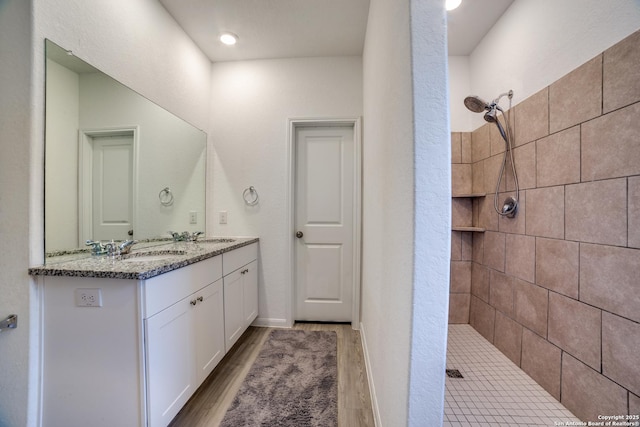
45 39 206 260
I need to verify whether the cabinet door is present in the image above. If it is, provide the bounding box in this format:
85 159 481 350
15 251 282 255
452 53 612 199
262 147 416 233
193 279 225 385
243 260 258 327
145 297 196 427
223 268 244 352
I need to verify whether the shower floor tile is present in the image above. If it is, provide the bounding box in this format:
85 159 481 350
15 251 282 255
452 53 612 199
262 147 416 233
445 324 581 426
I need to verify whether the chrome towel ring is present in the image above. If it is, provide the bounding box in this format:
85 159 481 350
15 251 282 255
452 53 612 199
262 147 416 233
159 187 174 206
243 186 259 206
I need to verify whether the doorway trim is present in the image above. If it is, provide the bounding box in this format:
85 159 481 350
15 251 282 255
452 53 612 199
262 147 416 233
78 126 139 246
286 117 362 329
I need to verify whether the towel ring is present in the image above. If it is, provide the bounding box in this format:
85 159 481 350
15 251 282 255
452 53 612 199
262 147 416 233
243 186 259 206
159 187 174 206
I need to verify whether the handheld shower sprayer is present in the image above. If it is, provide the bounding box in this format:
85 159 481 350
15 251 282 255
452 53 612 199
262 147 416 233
463 90 519 218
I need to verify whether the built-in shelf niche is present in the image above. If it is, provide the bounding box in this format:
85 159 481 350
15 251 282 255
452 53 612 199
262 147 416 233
451 193 486 233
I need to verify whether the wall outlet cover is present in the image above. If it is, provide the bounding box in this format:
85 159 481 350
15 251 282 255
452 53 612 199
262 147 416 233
75 288 103 307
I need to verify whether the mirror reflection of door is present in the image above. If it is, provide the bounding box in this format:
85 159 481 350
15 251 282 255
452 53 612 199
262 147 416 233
82 131 134 242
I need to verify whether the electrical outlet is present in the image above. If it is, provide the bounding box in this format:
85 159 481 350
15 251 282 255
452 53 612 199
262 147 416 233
189 211 197 224
75 288 103 307
219 211 228 224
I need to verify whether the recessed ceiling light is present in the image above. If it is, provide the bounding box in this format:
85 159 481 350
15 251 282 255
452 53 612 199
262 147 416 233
220 32 238 46
446 0 461 11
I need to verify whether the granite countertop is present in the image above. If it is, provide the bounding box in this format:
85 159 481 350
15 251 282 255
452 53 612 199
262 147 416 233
29 237 259 280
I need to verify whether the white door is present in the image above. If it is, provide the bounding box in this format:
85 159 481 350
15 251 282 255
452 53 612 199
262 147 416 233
295 125 355 322
91 135 133 241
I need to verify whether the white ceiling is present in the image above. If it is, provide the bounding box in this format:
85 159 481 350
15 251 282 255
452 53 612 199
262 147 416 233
159 0 514 62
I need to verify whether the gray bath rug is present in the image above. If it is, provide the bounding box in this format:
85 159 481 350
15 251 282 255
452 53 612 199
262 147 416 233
220 329 338 427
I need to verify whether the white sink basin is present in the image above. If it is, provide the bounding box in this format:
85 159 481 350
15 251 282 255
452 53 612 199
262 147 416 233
119 251 185 263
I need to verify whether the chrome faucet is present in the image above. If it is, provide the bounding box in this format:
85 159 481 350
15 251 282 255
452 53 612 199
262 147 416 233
169 231 204 242
86 239 137 256
118 240 137 254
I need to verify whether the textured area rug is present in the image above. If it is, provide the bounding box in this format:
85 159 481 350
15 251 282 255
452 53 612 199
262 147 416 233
220 329 338 427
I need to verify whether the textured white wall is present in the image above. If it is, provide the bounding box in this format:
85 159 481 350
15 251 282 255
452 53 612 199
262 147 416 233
450 0 640 131
0 1 211 425
0 1 36 425
361 0 417 423
407 0 450 424
448 56 471 132
361 0 450 425
209 56 363 326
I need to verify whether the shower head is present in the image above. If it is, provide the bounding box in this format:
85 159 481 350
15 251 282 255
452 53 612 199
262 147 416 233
463 96 490 113
484 108 498 123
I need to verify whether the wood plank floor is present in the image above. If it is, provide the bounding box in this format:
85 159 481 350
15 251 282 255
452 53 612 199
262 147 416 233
168 323 375 427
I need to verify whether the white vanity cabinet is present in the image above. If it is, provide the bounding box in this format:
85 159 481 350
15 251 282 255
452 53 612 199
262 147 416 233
39 241 258 427
143 256 224 427
223 242 258 352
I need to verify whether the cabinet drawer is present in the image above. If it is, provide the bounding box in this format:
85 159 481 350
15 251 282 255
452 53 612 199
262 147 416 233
143 255 222 318
223 243 258 275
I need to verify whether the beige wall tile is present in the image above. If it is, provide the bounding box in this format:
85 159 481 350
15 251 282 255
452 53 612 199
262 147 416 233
452 164 472 195
526 187 564 239
548 292 601 370
514 279 548 338
521 329 561 400
477 195 499 232
461 232 473 260
603 29 640 113
484 154 507 195
602 312 640 396
472 124 491 162
566 179 627 246
494 312 522 366
536 126 580 187
472 161 485 195
549 55 602 133
489 270 514 317
630 176 640 249
582 102 640 181
471 262 489 302
515 87 549 146
499 191 525 234
483 231 505 272
581 243 640 323
535 237 579 299
451 231 462 261
451 132 462 164
470 296 495 343
562 354 627 422
461 132 472 164
510 142 536 190
489 109 514 156
450 261 471 294
448 293 470 324
452 198 472 227
505 234 536 283
472 232 484 264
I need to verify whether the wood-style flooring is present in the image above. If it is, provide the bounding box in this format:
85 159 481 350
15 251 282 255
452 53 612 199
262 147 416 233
168 323 375 427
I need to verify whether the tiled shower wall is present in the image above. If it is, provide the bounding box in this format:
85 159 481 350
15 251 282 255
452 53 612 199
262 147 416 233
449 29 640 421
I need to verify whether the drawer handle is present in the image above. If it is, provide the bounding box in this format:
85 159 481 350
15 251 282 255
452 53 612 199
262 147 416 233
190 299 197 306
240 268 249 275
197 296 204 302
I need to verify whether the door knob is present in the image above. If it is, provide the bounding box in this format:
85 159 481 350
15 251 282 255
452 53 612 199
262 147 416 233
296 231 303 238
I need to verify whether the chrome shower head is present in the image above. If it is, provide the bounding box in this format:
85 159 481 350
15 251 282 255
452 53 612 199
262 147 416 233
463 96 490 113
483 108 498 123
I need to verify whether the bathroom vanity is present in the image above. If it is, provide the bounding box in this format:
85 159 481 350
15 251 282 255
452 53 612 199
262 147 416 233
30 238 259 427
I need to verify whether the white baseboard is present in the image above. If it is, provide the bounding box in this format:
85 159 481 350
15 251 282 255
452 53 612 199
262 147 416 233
251 317 290 328
359 322 382 427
